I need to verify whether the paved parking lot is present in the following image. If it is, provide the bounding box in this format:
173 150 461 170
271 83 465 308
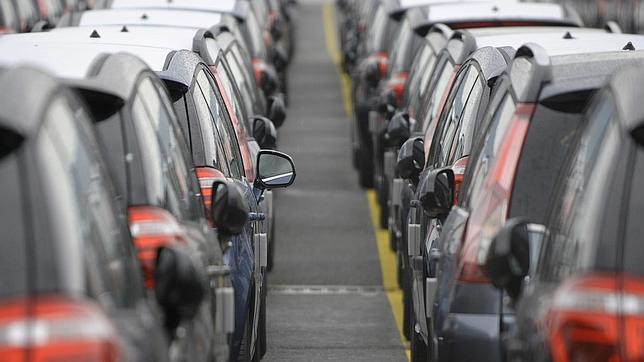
264 1 407 361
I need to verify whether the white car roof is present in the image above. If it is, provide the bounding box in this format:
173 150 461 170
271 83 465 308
78 9 222 29
0 31 173 78
427 2 567 23
110 0 237 13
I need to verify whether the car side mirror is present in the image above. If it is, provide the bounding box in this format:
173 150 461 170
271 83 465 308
260 65 280 96
271 44 289 72
210 180 250 237
418 167 455 220
484 218 531 302
155 246 206 333
268 95 286 128
363 59 381 87
396 137 424 182
384 112 413 149
252 116 277 149
255 150 296 190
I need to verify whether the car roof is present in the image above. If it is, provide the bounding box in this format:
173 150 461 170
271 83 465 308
108 0 237 13
74 8 223 29
0 66 63 138
413 1 580 33
386 0 501 16
0 31 170 81
509 45 644 102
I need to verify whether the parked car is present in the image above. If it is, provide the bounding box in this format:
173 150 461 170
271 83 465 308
423 39 644 362
0 1 18 34
485 62 644 362
0 64 208 362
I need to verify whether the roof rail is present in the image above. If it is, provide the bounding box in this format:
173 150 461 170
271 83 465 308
446 30 477 64
192 29 218 64
510 43 552 102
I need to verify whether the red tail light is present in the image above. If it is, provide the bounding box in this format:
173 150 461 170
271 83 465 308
196 167 226 224
547 274 644 362
451 156 469 204
252 58 265 86
373 52 389 78
0 297 120 362
386 72 408 106
128 206 185 288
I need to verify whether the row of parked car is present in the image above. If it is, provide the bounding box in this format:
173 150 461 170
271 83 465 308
0 0 298 361
337 0 644 361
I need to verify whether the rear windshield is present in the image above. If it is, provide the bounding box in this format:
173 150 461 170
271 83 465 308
0 149 28 298
509 96 588 223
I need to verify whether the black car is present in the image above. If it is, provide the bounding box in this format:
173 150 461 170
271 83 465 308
426 39 644 362
0 64 203 362
485 62 644 362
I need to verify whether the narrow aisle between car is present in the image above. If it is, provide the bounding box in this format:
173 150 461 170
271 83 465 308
263 1 407 361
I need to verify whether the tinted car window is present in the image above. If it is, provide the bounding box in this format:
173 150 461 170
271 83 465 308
420 59 455 131
510 98 586 223
539 96 620 281
403 45 432 104
465 93 516 208
133 77 202 220
197 71 244 179
624 148 644 275
225 50 257 118
217 62 247 129
430 66 480 167
389 19 412 75
37 96 141 307
191 72 230 175
0 149 27 298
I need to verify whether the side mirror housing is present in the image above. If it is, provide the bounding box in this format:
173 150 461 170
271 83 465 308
271 44 289 72
252 116 277 149
418 167 455 219
384 112 412 148
260 65 280 96
268 95 287 128
255 150 296 190
155 246 206 332
484 218 531 301
210 180 250 237
396 137 424 182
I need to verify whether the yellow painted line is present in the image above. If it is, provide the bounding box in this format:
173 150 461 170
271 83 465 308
322 3 410 359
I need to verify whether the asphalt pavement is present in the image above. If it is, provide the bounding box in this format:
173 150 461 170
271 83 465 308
263 1 408 361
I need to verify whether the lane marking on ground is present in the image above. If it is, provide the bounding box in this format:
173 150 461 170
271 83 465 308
270 285 383 296
322 3 410 359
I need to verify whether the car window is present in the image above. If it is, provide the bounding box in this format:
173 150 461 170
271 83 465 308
420 58 455 131
450 76 485 164
133 77 202 220
245 11 267 58
191 73 229 175
430 66 479 168
13 0 38 30
464 93 516 208
389 19 412 75
624 148 644 275
403 45 432 106
230 43 260 100
539 95 620 281
225 50 257 117
216 62 248 128
368 6 386 52
0 148 27 299
197 71 245 179
37 96 142 308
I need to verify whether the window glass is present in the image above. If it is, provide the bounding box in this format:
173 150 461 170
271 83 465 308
38 97 140 307
389 20 412 75
420 60 455 131
197 71 244 179
431 67 479 167
539 96 619 281
217 62 247 126
133 77 200 220
225 51 256 116
369 7 386 52
465 94 516 208
404 45 432 104
450 78 484 163
191 76 229 175
624 149 644 275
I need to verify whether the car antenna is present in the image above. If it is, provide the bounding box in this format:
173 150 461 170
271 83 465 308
141 13 149 20
563 31 574 39
121 25 129 32
90 30 100 38
623 41 636 51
